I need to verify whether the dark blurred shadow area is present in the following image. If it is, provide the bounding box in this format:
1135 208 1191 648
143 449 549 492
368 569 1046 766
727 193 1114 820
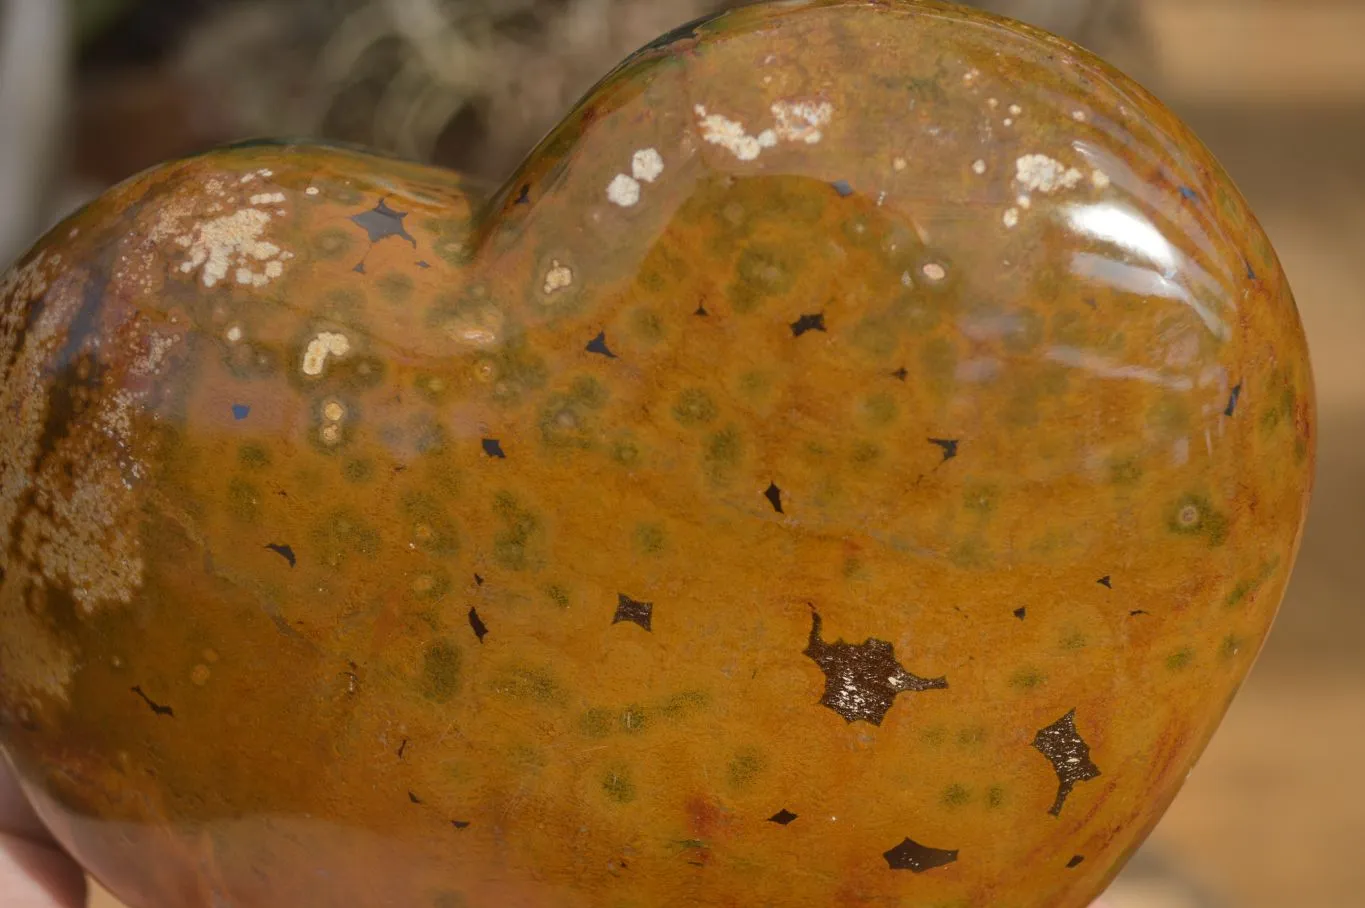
1 2 1361 907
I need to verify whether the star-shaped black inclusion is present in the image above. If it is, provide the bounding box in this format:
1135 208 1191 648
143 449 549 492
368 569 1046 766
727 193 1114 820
351 199 416 246
613 594 653 631
802 608 947 725
883 837 958 872
1032 709 1102 816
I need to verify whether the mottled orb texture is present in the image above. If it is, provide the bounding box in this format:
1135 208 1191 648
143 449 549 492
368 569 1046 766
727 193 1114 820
0 2 1314 907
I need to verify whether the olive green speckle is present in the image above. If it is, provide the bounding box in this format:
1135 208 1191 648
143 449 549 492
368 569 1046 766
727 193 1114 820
634 523 666 556
314 509 383 564
920 726 947 747
618 705 650 734
569 374 608 409
672 388 718 427
986 785 1006 809
601 766 637 804
851 441 881 465
610 436 642 467
862 392 898 426
378 272 414 302
1219 634 1244 661
657 690 711 718
421 641 462 703
490 664 563 704
1166 647 1195 671
631 308 666 343
1010 667 1046 690
1167 493 1230 546
703 425 744 483
963 483 999 516
401 494 460 557
492 492 540 571
729 244 799 313
237 443 271 470
343 459 374 483
727 748 766 790
942 783 971 807
579 708 614 738
1108 456 1143 487
227 477 262 523
312 227 354 260
956 726 986 747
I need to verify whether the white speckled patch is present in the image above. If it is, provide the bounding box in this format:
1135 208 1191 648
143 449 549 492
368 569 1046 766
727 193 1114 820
1015 154 1084 194
174 207 294 289
607 174 642 208
771 100 834 145
631 148 665 184
302 331 351 377
694 105 777 161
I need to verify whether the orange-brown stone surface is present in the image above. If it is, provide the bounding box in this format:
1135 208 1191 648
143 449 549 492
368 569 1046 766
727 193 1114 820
0 2 1315 907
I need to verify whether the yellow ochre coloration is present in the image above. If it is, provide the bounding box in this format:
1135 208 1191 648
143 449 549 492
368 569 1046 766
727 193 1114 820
0 3 1314 907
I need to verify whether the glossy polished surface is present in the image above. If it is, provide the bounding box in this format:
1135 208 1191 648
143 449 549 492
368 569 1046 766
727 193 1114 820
0 2 1314 907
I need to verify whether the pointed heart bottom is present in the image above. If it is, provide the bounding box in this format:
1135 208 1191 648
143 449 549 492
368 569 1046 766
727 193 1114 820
0 3 1314 907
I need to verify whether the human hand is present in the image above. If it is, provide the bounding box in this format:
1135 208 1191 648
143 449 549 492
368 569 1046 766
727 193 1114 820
0 758 86 908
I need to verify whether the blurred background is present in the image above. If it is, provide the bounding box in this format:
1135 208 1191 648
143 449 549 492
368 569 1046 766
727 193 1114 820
1 1 1360 906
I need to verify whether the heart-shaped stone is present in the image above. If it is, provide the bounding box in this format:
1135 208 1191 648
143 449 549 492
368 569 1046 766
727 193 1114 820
0 2 1314 907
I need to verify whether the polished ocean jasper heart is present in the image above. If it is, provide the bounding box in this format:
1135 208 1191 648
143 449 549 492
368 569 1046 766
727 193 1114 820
0 2 1315 907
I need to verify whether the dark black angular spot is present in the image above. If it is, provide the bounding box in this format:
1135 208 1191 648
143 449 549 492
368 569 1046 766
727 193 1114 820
397 738 408 759
768 809 798 825
613 593 653 632
469 606 489 643
408 791 424 805
1245 258 1257 281
417 260 431 269
515 184 531 205
1130 610 1149 617
832 180 855 198
351 199 417 246
1067 854 1085 868
131 686 174 718
1013 607 1027 620
803 607 947 725
1098 576 1113 589
1225 383 1243 417
928 438 959 462
891 367 909 381
266 543 296 567
791 313 826 337
764 482 784 514
636 10 714 52
474 573 484 586
482 438 506 459
883 837 959 872
452 820 471 829
352 261 367 274
1032 709 1101 816
695 302 709 317
586 331 617 359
